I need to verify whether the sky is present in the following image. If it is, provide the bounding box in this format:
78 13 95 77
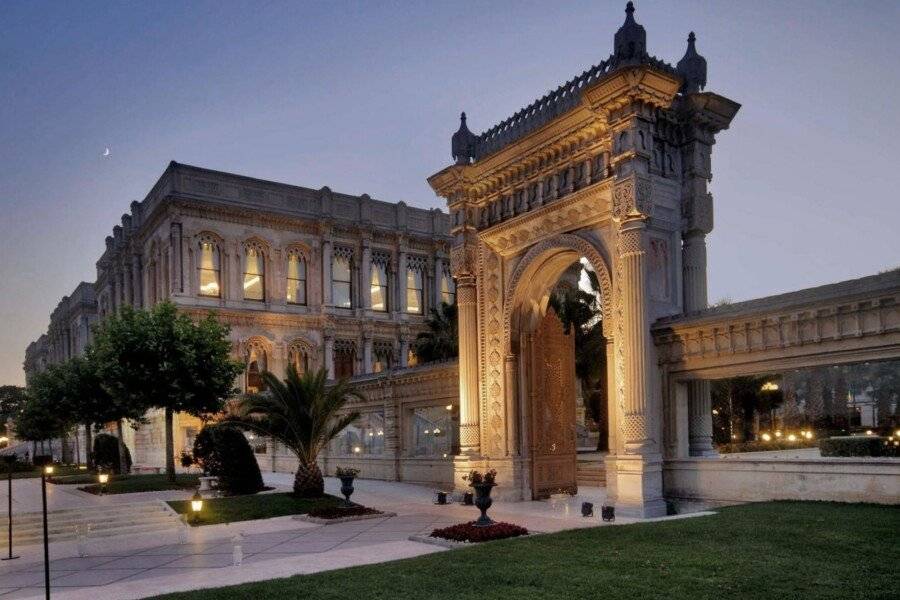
1 0 899 386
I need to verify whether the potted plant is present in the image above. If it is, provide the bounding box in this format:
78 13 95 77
335 467 359 506
463 469 497 527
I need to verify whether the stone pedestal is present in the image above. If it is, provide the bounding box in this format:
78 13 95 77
605 454 666 518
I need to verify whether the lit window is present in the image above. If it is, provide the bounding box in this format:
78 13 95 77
440 270 455 305
406 266 424 314
370 261 388 312
333 253 352 308
372 342 393 373
288 344 308 375
243 246 265 301
407 348 419 367
198 241 220 298
333 340 355 378
286 252 307 305
246 344 267 393
331 412 385 456
412 406 457 457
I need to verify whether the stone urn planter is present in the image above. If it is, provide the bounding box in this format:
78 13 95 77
335 467 359 506
464 469 498 527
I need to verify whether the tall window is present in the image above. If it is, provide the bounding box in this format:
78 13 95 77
334 340 355 378
286 251 307 305
246 343 267 393
288 343 309 375
372 341 393 374
243 245 265 301
406 261 425 315
198 240 221 297
332 250 352 308
370 257 388 312
440 269 456 305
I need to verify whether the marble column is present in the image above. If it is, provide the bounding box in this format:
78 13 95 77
361 242 372 310
456 277 480 455
123 264 132 307
323 334 335 379
504 354 518 457
398 335 409 368
131 255 142 309
321 240 333 307
397 248 408 315
433 255 444 308
362 334 373 374
683 229 716 456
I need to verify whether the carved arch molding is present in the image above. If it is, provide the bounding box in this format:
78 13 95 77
503 233 614 354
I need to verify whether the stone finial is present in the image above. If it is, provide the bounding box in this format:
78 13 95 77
614 2 647 62
451 112 477 165
676 32 707 94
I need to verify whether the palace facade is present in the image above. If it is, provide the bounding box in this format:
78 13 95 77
24 160 453 466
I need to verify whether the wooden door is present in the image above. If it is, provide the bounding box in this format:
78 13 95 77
529 307 577 499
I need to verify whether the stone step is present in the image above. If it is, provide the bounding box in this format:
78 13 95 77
5 521 184 546
7 512 178 536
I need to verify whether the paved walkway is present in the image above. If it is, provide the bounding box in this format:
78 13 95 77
0 474 712 599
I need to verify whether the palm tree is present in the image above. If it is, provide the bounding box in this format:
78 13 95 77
414 302 458 363
231 367 361 497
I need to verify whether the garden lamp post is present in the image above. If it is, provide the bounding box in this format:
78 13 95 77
1 455 18 561
97 472 109 496
190 490 203 525
41 464 54 600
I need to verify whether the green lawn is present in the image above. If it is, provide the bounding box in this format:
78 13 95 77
6 465 87 480
167 492 343 526
150 502 899 600
74 473 200 494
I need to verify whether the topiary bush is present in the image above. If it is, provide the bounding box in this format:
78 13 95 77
819 436 899 458
192 424 264 496
92 433 132 474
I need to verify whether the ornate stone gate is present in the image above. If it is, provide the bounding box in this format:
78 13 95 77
428 3 739 516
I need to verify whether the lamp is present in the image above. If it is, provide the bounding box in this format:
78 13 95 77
98 472 109 496
190 490 204 524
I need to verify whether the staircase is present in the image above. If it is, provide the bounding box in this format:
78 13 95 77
577 458 606 487
1 501 185 547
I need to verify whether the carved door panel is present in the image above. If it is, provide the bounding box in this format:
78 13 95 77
529 307 577 500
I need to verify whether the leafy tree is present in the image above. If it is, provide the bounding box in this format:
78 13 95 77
0 385 26 437
91 302 242 481
230 367 361 497
92 432 132 474
414 302 458 363
19 365 78 456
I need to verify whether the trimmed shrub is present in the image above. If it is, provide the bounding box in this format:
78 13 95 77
307 505 380 519
192 424 264 496
92 433 132 474
819 436 899 458
431 521 529 543
718 439 818 454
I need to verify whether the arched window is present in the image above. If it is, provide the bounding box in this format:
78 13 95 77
288 343 309 376
243 243 265 301
407 347 419 368
440 268 456 305
370 252 389 312
286 251 307 305
198 238 221 298
406 256 426 315
372 340 394 374
246 341 268 393
332 248 353 309
333 339 356 379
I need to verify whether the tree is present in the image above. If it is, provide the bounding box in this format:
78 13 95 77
18 366 76 456
414 302 458 363
192 424 264 496
91 302 242 481
0 385 27 436
230 366 361 497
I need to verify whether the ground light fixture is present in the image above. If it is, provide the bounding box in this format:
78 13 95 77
41 464 54 599
190 490 204 524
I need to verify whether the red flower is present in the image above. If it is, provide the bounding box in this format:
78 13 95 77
431 521 528 543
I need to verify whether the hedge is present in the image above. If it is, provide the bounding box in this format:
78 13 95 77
718 439 818 454
192 424 264 496
92 433 132 474
819 436 900 458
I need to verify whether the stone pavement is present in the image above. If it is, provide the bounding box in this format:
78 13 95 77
0 474 713 599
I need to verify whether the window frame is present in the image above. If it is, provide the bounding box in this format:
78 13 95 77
286 250 308 306
198 238 222 298
243 243 266 302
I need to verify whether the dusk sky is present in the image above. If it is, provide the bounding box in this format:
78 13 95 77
2 0 899 386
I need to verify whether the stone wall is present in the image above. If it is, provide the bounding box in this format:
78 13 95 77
664 457 900 505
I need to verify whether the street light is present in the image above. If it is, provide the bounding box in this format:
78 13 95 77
41 464 54 600
1 456 18 561
190 490 204 524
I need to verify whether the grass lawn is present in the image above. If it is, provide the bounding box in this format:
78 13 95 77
7 465 87 480
73 473 200 494
167 492 343 526
150 502 899 600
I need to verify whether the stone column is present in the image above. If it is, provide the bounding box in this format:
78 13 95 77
504 354 518 457
361 241 372 311
433 254 444 308
397 247 408 315
122 264 132 307
323 333 335 379
398 335 409 368
362 333 373 374
321 239 333 307
456 276 480 455
131 255 142 309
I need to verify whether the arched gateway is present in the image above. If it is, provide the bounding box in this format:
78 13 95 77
428 3 740 516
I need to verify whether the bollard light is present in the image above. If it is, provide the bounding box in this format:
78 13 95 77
98 472 109 496
190 490 204 524
44 465 54 476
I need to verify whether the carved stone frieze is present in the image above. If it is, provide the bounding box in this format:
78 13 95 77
612 174 652 221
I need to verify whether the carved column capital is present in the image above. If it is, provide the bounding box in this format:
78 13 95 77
612 174 652 221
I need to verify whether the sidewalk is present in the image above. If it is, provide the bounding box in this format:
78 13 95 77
0 474 713 599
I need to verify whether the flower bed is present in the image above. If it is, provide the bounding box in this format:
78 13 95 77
307 505 381 520
431 521 529 543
